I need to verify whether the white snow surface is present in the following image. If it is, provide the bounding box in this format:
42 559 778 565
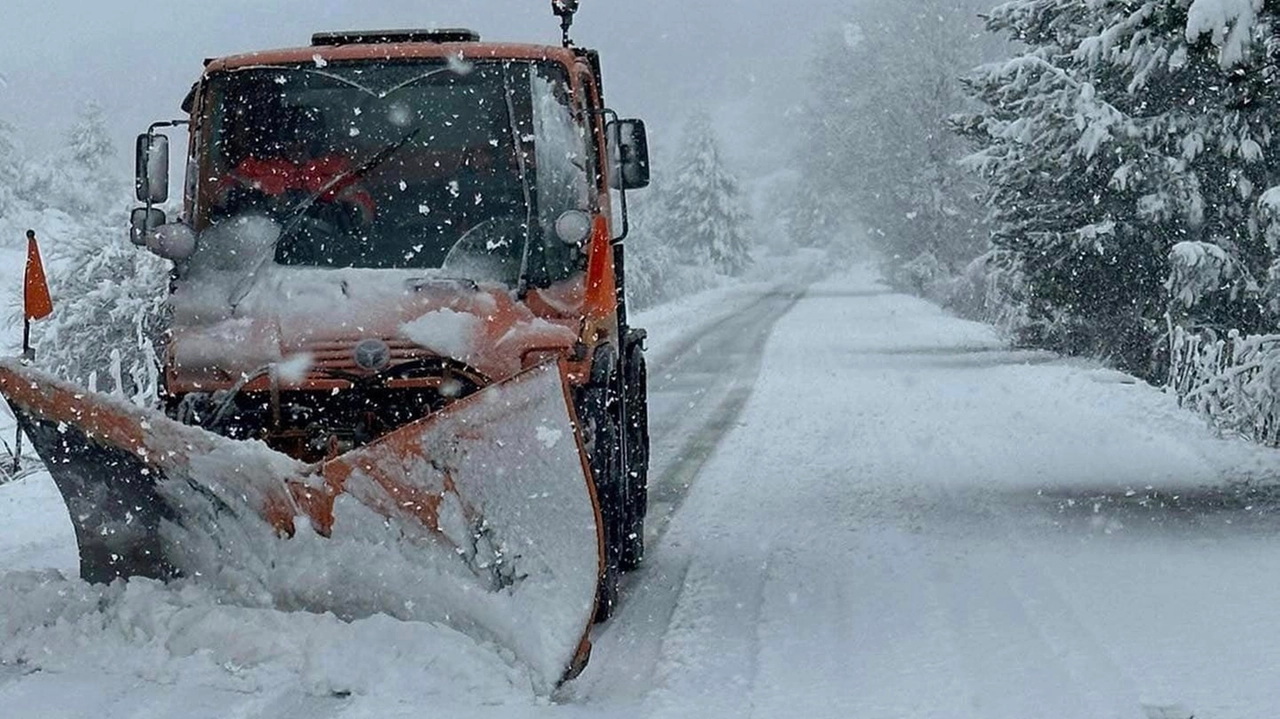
1167 240 1234 308
5 266 1280 717
400 308 481 362
1186 0 1262 66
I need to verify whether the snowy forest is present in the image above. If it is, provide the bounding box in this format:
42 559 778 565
7 3 1280 715
791 0 1280 446
3 0 1280 447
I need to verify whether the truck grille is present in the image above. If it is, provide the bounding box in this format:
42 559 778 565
296 338 424 374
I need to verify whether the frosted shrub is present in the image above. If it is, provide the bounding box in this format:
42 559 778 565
34 230 170 406
1170 328 1280 446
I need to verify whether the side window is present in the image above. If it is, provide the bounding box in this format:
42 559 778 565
531 67 591 226
575 71 603 204
530 66 594 284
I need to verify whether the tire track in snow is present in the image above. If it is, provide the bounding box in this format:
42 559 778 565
876 425 1131 717
642 285 807 543
921 411 1208 711
924 429 1170 717
639 546 771 719
565 284 805 705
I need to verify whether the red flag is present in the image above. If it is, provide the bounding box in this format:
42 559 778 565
24 230 52 321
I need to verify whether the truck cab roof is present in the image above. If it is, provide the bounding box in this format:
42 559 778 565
203 33 583 76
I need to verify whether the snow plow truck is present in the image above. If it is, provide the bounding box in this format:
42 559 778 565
0 1 651 689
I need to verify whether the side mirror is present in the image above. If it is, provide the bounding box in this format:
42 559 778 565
607 119 651 191
135 133 170 204
129 207 167 246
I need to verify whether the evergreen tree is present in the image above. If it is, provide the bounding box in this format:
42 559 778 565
64 101 114 172
30 101 121 217
624 163 721 309
957 0 1280 376
659 111 754 276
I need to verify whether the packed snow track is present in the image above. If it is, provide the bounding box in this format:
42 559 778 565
5 270 1280 718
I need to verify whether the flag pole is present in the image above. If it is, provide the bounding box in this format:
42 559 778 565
22 230 37 362
12 227 52 476
15 228 42 475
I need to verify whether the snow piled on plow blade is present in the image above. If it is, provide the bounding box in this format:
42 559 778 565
0 359 601 692
0 570 539 706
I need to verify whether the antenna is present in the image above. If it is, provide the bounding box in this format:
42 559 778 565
551 0 580 48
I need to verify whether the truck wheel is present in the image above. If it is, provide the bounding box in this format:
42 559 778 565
579 381 623 623
620 345 649 571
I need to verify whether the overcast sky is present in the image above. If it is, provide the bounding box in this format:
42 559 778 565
0 0 850 177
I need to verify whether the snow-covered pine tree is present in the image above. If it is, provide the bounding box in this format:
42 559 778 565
58 101 119 216
955 2 1154 365
623 160 721 309
660 111 753 277
1089 1 1277 337
25 101 120 218
957 0 1280 376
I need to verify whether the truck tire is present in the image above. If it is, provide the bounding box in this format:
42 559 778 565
620 344 649 571
578 379 623 623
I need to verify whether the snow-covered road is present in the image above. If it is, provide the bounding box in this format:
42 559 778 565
584 269 1280 719
5 268 1280 718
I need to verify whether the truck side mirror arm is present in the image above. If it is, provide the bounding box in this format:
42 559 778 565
603 111 652 243
130 119 189 248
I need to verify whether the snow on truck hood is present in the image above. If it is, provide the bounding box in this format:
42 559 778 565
169 216 579 383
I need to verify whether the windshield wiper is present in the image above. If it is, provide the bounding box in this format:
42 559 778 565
502 65 536 298
226 128 425 310
228 64 459 99
280 126 423 232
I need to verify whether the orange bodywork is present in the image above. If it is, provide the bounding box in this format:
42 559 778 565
164 276 589 395
171 39 619 411
204 42 583 75
0 34 630 690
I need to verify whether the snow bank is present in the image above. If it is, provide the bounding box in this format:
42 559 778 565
0 472 76 572
0 571 537 706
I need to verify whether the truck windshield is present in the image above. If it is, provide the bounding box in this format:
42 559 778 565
202 59 591 286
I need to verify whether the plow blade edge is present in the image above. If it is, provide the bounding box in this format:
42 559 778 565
0 359 603 689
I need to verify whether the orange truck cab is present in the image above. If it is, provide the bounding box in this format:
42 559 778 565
128 25 653 617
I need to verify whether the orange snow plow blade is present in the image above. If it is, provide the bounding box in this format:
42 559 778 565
0 359 602 689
